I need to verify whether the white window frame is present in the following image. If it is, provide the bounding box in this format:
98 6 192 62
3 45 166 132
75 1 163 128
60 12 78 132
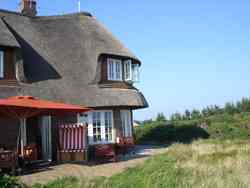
121 110 132 137
85 110 115 145
132 64 140 83
124 60 132 81
107 58 122 81
0 51 4 78
124 60 140 83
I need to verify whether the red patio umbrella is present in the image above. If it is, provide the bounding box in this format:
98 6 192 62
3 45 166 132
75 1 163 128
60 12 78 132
0 96 91 157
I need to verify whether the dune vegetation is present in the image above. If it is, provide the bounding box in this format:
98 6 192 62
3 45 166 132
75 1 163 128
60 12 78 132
28 139 250 188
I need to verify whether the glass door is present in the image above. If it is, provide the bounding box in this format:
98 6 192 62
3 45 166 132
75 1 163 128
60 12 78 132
40 116 52 161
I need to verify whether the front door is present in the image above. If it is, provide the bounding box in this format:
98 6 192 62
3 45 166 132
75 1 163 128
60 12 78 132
40 116 52 161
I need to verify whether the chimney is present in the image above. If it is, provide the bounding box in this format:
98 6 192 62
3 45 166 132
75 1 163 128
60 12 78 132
19 0 37 17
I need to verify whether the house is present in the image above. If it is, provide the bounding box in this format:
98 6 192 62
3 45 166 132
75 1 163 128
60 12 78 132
0 0 148 163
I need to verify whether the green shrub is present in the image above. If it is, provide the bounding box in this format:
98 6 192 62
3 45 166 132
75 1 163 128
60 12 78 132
134 122 209 145
0 174 24 188
135 113 250 145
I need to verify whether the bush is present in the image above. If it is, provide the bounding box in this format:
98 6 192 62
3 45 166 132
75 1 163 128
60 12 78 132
0 174 24 188
135 113 250 145
134 121 209 145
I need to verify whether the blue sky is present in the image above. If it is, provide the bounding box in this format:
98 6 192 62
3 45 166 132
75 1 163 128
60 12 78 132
2 1 250 120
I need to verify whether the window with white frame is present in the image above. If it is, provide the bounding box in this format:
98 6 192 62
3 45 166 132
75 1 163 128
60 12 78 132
85 111 114 144
104 112 113 141
93 112 102 142
121 110 132 137
132 64 140 82
107 58 122 81
124 60 132 81
124 60 140 83
0 51 4 78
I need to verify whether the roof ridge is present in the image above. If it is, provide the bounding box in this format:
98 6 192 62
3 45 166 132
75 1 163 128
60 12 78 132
0 9 92 19
34 12 92 20
0 9 25 16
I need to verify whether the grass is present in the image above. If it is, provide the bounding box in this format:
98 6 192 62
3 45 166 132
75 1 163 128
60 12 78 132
21 113 250 187
31 177 79 188
29 139 250 188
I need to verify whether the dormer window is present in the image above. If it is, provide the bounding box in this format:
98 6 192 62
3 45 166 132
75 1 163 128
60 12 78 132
107 58 122 81
0 51 4 78
105 57 140 83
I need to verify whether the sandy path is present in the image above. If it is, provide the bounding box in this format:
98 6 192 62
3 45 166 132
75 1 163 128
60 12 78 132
21 145 167 186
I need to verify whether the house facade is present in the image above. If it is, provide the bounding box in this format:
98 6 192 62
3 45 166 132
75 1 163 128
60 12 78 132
0 0 148 162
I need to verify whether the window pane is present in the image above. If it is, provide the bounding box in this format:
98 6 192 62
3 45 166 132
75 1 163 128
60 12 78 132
124 60 132 81
108 59 115 80
104 112 112 141
78 113 87 123
107 58 122 81
121 110 132 137
93 112 102 142
132 64 140 82
0 51 3 78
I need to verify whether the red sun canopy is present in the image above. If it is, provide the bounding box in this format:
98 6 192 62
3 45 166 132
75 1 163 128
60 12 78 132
0 96 91 119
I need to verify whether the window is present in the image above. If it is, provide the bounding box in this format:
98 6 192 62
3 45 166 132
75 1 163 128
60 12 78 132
124 60 140 83
77 113 88 124
107 58 122 81
0 51 4 78
121 110 132 137
124 60 132 81
132 64 140 82
106 58 140 83
86 111 114 144
93 112 102 142
104 112 113 141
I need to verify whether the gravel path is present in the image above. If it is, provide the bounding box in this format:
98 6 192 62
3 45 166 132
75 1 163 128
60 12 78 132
21 145 167 186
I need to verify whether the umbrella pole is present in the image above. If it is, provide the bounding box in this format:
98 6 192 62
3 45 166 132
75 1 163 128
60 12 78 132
20 118 27 157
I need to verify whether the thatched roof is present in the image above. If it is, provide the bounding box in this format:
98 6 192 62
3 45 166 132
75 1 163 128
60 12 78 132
0 10 148 109
0 14 20 47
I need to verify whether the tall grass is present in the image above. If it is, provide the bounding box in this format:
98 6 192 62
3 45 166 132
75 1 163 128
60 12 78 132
31 139 250 188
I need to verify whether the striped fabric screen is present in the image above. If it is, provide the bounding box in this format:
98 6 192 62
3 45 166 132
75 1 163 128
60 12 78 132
59 123 87 152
